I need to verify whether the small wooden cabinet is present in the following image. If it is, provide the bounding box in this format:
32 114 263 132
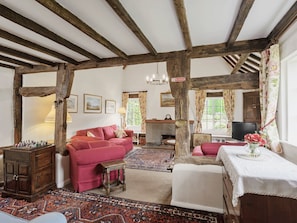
2 145 56 202
243 91 261 126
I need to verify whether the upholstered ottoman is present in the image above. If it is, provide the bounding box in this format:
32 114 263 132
171 163 223 213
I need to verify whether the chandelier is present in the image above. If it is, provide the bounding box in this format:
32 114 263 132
146 63 169 85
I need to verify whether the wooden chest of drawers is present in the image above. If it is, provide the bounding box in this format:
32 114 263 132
223 169 240 223
2 145 56 202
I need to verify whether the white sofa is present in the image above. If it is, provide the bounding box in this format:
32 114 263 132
171 163 223 213
0 211 67 223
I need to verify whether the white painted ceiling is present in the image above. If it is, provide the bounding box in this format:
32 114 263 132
0 0 296 66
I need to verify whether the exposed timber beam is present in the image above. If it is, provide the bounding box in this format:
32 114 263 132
72 38 268 71
19 86 56 97
106 0 157 56
191 72 259 90
231 53 250 74
0 29 79 65
0 45 56 66
16 64 59 74
0 4 101 62
227 0 255 46
36 0 127 59
173 0 192 51
0 55 33 68
0 62 15 70
268 1 297 42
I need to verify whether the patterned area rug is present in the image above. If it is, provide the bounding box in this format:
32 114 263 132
124 148 174 172
0 189 223 223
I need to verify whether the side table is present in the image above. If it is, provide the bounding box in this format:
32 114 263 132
99 160 126 195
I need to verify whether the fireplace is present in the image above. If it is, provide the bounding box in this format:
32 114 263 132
145 119 194 147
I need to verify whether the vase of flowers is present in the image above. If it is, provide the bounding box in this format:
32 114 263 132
244 133 266 157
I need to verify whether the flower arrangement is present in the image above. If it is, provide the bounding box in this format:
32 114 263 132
244 133 266 146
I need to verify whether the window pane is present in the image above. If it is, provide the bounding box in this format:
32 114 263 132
201 97 227 135
126 98 142 132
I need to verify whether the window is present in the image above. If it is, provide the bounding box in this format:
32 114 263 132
126 96 142 132
281 53 297 145
201 97 228 135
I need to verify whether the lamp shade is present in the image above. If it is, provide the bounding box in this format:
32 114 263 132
45 105 72 123
118 107 126 114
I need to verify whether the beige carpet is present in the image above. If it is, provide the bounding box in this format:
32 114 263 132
88 168 172 205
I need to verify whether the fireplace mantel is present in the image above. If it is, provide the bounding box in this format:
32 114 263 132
145 119 194 124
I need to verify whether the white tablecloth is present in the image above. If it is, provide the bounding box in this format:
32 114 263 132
216 145 297 206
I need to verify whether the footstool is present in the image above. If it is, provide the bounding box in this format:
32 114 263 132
99 160 126 195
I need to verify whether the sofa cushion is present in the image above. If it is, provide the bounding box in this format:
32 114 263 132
71 140 91 150
103 125 117 140
114 129 128 138
201 143 226 156
88 140 110 148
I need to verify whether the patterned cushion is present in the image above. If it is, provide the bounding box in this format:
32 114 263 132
114 129 128 138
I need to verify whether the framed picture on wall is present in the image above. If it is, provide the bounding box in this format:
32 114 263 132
67 94 78 113
84 94 102 113
160 92 175 107
105 100 116 114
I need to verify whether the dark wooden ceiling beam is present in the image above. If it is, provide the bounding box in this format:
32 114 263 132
191 72 259 90
227 0 255 46
105 0 157 56
0 4 101 62
0 29 79 65
72 38 269 70
0 62 16 70
0 55 33 68
173 0 192 51
231 53 250 74
16 64 59 74
36 0 127 59
268 1 297 42
0 45 56 66
19 86 56 97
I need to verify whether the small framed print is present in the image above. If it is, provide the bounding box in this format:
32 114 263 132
84 94 102 113
67 94 78 113
105 100 116 114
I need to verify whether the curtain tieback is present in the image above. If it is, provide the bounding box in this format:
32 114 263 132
260 117 275 131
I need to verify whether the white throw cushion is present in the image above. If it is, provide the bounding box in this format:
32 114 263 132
87 131 96 137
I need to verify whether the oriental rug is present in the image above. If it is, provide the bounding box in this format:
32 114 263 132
124 148 174 172
0 188 223 223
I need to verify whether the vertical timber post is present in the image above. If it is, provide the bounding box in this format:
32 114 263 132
13 71 23 144
167 53 191 157
55 64 74 154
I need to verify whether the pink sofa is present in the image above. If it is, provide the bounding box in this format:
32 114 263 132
71 124 134 153
66 140 127 192
192 142 247 157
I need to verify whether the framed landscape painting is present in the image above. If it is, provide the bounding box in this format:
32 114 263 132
105 100 116 114
67 94 78 113
160 92 175 107
84 94 102 113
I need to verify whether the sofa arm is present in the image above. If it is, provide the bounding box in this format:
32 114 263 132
124 130 134 138
74 146 126 165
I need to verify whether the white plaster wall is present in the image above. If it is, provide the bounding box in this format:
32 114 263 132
0 68 14 146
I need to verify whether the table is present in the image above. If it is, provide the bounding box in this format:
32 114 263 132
99 160 126 195
216 145 297 223
217 145 297 206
